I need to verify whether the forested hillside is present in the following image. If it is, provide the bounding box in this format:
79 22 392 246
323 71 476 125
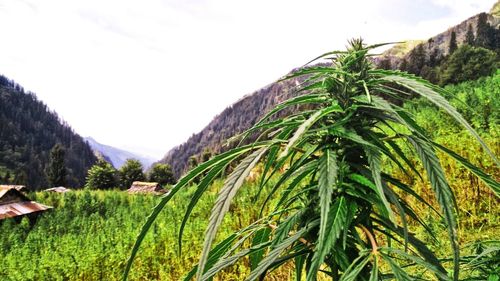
0 75 97 189
159 6 500 179
376 10 499 85
159 77 303 178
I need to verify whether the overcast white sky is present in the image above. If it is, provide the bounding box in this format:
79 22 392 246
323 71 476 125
0 0 495 159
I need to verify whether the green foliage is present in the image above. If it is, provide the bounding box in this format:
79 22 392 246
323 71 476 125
449 31 458 54
46 143 67 187
118 159 145 189
439 45 497 86
461 240 500 281
85 160 118 189
148 163 175 186
126 40 499 280
0 186 298 280
408 71 499 132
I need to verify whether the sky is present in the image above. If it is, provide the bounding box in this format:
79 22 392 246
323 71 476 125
0 0 495 159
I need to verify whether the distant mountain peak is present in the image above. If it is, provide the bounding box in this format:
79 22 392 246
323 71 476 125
84 137 156 170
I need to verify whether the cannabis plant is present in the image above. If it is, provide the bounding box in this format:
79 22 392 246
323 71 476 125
124 39 499 280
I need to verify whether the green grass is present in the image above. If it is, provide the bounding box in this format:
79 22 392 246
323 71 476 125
0 183 297 280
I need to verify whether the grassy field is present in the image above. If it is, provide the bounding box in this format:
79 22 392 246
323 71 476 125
0 73 498 280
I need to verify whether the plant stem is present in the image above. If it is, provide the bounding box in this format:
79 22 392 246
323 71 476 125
360 225 378 255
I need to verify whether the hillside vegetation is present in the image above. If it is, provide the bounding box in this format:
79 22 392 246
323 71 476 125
160 77 303 178
0 75 97 189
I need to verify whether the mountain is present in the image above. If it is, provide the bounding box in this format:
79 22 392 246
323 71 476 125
159 76 303 178
0 75 97 190
158 7 500 178
85 137 155 170
376 7 500 80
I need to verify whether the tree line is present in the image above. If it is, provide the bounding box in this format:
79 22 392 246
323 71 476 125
84 158 176 190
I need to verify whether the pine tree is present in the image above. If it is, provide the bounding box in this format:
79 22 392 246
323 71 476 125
428 48 440 67
47 144 67 187
475 13 492 48
465 24 475 45
449 31 458 54
408 43 426 75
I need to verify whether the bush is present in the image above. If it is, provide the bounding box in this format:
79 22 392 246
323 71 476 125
84 160 117 189
147 163 175 186
118 159 145 189
439 45 497 85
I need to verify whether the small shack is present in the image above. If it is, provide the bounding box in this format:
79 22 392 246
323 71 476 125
45 186 71 193
127 181 167 195
0 186 52 222
0 185 27 193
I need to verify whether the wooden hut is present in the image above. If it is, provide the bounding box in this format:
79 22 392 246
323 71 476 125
127 181 167 195
0 186 52 222
45 186 71 193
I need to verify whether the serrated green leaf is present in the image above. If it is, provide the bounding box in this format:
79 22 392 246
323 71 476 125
408 135 459 281
364 146 396 222
338 252 371 281
250 228 272 270
280 105 343 159
246 222 317 281
197 148 268 279
380 253 413 281
308 196 348 281
381 247 450 280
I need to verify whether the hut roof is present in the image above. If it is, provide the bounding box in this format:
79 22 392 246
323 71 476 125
127 181 167 195
0 185 26 192
45 187 71 193
0 186 52 220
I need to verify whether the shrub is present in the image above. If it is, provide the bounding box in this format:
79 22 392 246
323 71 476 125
119 159 145 189
85 160 117 189
439 45 496 85
148 163 175 186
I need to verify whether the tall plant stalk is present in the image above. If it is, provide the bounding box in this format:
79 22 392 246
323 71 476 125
124 39 499 281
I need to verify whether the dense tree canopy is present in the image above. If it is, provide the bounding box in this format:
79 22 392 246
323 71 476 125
148 163 175 186
119 159 145 189
439 45 496 85
85 160 117 189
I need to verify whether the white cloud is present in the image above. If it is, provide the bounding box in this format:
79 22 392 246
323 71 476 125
0 0 495 158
